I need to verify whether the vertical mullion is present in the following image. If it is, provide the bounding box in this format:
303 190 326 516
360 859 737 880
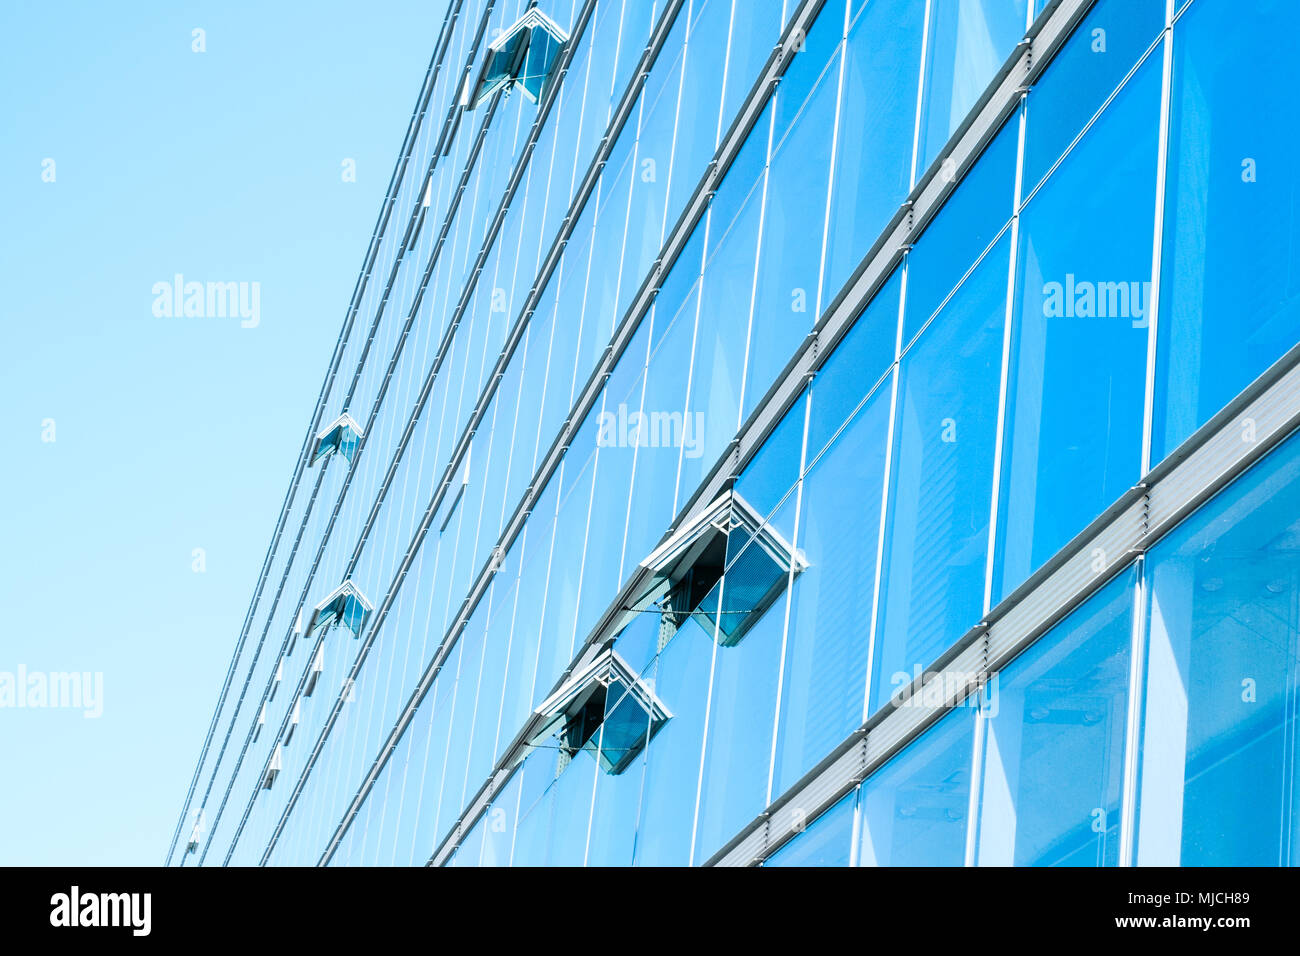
963 685 989 867
765 391 814 807
906 0 934 192
812 0 852 320
1139 1 1177 477
735 98 779 431
1118 553 1151 866
982 96 1028 614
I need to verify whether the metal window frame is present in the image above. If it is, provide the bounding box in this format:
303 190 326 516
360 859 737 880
468 6 571 109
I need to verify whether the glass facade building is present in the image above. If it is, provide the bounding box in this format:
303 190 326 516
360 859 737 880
169 0 1300 867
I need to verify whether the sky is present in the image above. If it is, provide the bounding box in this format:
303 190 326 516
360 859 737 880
0 0 448 865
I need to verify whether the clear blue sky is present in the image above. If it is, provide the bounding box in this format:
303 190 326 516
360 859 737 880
0 0 447 865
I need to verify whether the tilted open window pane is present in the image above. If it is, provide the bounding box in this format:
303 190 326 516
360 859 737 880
307 580 373 639
529 648 670 776
311 413 364 466
468 7 569 109
303 644 325 697
626 490 805 648
284 698 301 746
263 745 282 791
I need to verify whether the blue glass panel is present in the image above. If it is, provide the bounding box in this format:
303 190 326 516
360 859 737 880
1021 0 1164 193
676 171 762 497
765 790 856 867
744 39 841 416
630 624 714 866
716 0 791 141
872 235 1008 715
975 566 1134 866
916 0 1027 174
692 492 795 862
479 771 522 866
1151 0 1300 462
773 375 892 794
857 707 976 866
622 266 698 566
994 55 1161 603
510 749 596 866
806 267 901 462
734 390 805 538
823 0 926 300
1136 430 1300 866
902 111 1018 347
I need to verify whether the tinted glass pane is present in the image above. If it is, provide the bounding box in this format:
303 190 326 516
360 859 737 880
994 55 1161 602
630 621 714 866
872 235 1008 714
916 0 1028 174
774 375 892 794
1136 430 1300 866
1021 0 1164 193
857 707 976 866
806 267 901 462
823 0 925 299
1151 0 1300 461
902 111 1019 347
975 566 1134 866
765 790 857 867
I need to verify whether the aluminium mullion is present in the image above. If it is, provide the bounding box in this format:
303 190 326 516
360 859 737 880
687 534 726 866
961 91 1029 869
734 76 780 471
766 393 814 806
981 96 1028 615
1121 0 1175 864
961 695 988 866
1117 552 1150 866
811 0 852 326
1139 7 1175 477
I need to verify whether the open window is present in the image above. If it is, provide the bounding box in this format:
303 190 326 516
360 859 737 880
528 647 670 775
311 413 364 467
253 702 267 742
287 608 303 657
263 745 282 790
623 490 806 648
284 698 300 746
269 660 283 702
186 812 204 855
466 6 568 109
307 580 372 639
304 644 324 697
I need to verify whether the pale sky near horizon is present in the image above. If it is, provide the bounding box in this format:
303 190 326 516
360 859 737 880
0 0 448 865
